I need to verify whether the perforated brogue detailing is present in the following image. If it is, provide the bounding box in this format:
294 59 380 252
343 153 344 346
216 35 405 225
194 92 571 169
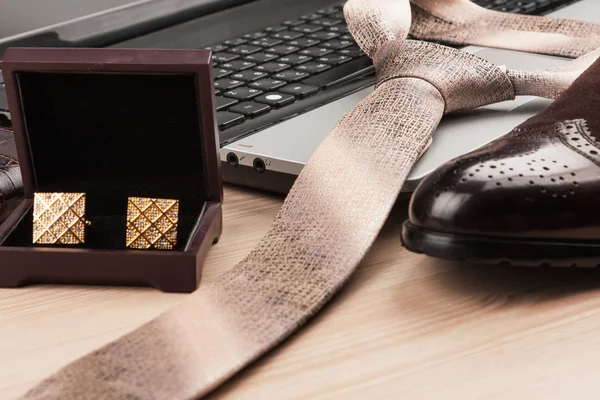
557 119 600 166
432 141 588 200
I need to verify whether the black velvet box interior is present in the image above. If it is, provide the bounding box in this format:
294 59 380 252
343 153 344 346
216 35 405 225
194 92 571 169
3 70 207 250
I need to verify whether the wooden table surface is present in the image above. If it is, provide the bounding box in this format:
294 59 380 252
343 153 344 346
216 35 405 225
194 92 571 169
2 185 600 399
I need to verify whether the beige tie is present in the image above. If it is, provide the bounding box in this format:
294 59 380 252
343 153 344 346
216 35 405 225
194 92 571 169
20 1 600 399
409 0 600 57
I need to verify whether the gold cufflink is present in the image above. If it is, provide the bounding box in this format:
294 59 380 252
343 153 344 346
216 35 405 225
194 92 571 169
33 192 90 245
126 197 179 250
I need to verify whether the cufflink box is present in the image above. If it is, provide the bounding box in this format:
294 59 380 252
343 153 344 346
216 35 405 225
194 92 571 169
0 47 222 293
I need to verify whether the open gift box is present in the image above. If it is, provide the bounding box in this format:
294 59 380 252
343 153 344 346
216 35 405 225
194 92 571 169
0 48 222 293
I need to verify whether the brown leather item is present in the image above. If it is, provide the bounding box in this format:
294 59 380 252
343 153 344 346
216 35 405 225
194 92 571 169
0 163 23 224
18 1 600 399
0 131 21 224
403 55 600 266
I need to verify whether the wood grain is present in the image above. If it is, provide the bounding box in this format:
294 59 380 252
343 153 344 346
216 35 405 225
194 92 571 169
2 185 600 399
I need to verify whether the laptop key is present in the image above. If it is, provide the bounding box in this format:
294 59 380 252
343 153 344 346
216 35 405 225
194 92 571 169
254 92 296 108
217 112 245 130
300 13 322 21
309 31 340 41
213 68 234 79
214 79 244 90
317 6 340 15
337 46 365 57
215 96 239 111
313 18 342 27
283 19 304 26
255 62 291 73
249 79 287 90
277 54 313 65
316 54 351 65
320 39 353 50
279 84 319 98
292 24 324 34
265 45 300 55
213 52 240 62
231 70 269 82
223 38 247 46
287 38 321 48
229 101 272 118
273 70 311 82
329 12 345 19
250 37 284 47
243 32 267 39
507 0 536 12
299 46 333 57
271 31 304 41
205 44 228 52
497 6 522 12
302 56 373 88
230 45 262 55
221 60 256 70
264 24 287 33
223 87 263 100
328 25 350 33
244 52 278 63
295 62 331 74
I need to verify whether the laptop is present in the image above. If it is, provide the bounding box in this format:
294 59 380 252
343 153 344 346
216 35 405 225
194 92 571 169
0 0 597 194
217 0 600 193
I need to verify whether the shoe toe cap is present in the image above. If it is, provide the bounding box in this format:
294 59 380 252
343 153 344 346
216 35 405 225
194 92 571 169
408 139 595 239
409 156 488 235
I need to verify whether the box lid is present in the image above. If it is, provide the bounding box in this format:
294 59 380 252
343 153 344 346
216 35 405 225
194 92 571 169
1 47 222 206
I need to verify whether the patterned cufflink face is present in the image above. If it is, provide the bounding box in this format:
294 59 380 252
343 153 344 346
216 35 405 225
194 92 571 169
33 192 87 245
126 197 179 250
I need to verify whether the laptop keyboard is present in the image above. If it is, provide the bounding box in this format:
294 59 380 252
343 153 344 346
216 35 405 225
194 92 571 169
473 0 573 13
209 0 577 138
208 4 370 132
0 0 580 133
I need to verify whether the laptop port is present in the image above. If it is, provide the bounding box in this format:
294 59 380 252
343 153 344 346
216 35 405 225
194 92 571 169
226 152 239 167
253 158 266 173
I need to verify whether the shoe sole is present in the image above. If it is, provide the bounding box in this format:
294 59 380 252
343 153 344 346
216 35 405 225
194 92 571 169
401 221 600 268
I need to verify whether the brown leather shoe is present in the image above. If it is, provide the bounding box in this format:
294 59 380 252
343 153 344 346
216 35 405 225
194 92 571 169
402 57 600 267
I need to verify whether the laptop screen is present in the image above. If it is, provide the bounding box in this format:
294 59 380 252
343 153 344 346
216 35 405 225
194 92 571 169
0 0 145 39
0 0 257 60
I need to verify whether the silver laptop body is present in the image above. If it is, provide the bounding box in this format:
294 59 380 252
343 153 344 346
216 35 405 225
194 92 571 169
221 0 600 193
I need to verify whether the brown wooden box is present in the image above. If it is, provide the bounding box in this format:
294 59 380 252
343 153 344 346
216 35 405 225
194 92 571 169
0 47 222 293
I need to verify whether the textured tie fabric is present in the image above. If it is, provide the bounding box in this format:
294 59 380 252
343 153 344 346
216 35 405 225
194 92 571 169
409 0 600 57
19 1 600 399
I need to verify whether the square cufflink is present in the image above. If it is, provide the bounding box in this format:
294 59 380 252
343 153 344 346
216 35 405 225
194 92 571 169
33 192 88 245
126 197 179 250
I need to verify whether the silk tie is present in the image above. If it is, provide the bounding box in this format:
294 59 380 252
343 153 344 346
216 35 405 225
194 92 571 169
409 0 600 57
19 1 600 399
